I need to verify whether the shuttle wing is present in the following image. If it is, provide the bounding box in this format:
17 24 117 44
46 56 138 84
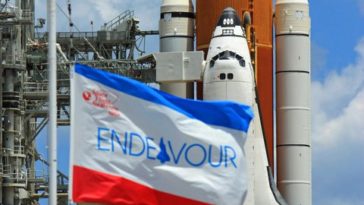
244 95 287 205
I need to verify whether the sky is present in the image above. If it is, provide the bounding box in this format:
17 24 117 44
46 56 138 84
31 0 364 204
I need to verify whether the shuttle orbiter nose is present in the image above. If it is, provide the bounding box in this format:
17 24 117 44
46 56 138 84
211 7 246 39
203 7 253 106
216 7 241 28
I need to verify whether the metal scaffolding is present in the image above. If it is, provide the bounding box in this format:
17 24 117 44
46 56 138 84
0 1 157 203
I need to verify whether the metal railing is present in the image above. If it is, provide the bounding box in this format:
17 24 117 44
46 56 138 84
28 169 47 182
23 82 49 93
2 145 25 156
20 10 33 19
0 6 33 21
14 145 25 155
102 10 134 31
3 164 27 182
3 53 25 65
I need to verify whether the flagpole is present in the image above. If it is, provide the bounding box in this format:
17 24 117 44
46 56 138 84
47 0 57 204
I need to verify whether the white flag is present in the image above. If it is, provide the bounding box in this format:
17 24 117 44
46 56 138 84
69 63 253 205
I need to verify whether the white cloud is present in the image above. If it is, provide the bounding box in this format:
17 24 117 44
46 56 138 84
87 0 120 23
312 39 364 204
312 38 364 147
312 42 328 70
35 0 160 31
311 42 328 79
315 89 364 146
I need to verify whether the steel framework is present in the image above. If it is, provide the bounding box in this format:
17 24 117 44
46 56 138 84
0 1 157 203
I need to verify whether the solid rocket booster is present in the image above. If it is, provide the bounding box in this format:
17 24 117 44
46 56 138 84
159 0 194 98
275 0 312 204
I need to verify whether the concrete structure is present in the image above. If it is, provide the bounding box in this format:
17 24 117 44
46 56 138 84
275 0 312 204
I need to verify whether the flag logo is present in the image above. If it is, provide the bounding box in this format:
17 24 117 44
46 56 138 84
81 88 121 117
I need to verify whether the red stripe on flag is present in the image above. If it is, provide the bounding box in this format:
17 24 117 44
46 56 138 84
72 165 210 205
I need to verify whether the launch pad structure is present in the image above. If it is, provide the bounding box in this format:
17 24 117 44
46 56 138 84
0 1 157 204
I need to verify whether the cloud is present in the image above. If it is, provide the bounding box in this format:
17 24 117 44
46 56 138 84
359 0 364 15
35 0 160 31
315 89 364 146
312 38 364 147
311 42 328 79
312 38 364 204
87 0 120 23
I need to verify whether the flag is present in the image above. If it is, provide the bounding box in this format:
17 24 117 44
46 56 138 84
69 63 254 205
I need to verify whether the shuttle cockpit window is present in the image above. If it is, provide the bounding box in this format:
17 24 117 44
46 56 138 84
209 50 246 68
236 55 246 67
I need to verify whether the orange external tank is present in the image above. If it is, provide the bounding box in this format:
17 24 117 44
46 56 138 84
196 0 274 169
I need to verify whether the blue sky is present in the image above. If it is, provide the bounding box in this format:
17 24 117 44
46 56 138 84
310 1 364 204
33 0 364 204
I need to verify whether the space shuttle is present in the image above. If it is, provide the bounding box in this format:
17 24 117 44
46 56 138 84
203 8 285 205
141 0 311 204
148 6 286 204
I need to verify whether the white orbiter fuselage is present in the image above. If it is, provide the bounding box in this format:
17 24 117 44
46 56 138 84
203 8 285 205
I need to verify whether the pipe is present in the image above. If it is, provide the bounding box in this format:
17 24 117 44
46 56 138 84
242 11 252 46
47 0 57 204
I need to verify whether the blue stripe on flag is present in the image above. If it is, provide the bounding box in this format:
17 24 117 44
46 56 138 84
74 63 253 132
